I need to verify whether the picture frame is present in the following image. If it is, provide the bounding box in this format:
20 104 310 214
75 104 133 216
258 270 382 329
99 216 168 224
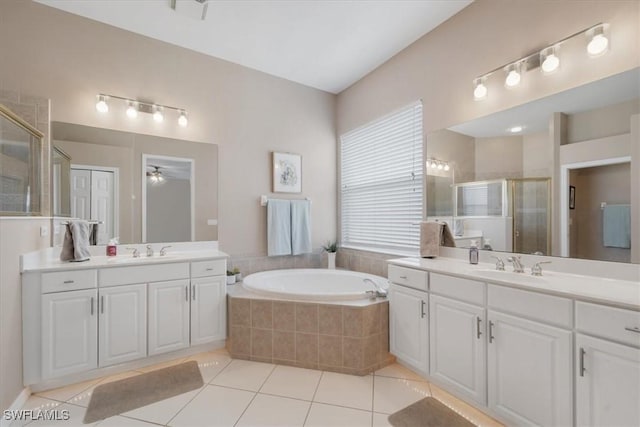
272 152 302 193
569 185 576 210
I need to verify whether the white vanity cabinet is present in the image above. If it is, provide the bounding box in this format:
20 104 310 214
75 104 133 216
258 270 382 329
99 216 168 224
575 302 640 426
98 284 147 367
42 288 98 379
148 279 191 355
388 265 429 374
429 273 486 405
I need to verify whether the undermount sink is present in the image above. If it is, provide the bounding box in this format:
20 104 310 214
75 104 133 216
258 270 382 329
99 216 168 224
474 269 548 285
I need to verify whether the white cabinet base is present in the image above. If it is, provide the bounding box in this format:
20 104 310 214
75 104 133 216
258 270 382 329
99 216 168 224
389 284 428 375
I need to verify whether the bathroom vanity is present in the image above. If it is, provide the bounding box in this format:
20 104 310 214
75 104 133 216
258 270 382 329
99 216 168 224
387 256 640 427
21 242 227 390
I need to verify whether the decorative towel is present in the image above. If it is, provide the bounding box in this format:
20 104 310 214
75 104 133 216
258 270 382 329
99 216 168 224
420 221 456 258
603 204 631 248
60 220 92 262
291 199 311 255
267 199 292 256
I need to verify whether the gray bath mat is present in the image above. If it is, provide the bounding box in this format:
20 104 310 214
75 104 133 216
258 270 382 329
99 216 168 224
388 397 476 427
84 361 203 424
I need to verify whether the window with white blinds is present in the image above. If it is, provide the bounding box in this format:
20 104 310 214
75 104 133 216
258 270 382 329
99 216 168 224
340 101 423 252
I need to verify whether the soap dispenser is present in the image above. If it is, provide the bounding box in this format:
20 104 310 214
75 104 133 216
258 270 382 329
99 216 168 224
469 240 479 265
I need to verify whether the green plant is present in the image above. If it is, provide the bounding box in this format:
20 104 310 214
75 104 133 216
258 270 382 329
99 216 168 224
232 267 240 275
226 270 235 276
322 241 337 253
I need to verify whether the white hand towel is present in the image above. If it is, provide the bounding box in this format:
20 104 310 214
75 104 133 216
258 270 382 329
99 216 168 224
291 199 311 255
267 199 292 256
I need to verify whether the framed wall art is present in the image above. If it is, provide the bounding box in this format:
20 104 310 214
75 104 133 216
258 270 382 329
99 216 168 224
272 152 302 193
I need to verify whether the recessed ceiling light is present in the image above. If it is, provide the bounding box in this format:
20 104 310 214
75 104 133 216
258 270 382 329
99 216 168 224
510 126 523 133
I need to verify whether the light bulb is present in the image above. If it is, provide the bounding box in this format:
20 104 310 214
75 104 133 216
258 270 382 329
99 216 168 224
540 47 560 74
430 161 437 169
505 67 521 87
587 33 609 56
443 164 450 172
95 95 108 113
126 102 138 119
178 111 188 127
510 126 523 133
425 160 431 168
437 162 444 170
153 106 164 123
473 78 487 100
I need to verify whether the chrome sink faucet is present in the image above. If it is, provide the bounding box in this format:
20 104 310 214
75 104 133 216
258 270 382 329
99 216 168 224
507 256 525 273
363 278 388 298
126 247 140 258
531 261 552 276
146 245 154 257
160 245 172 256
490 256 505 271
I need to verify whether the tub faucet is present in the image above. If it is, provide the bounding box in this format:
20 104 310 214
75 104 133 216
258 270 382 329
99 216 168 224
363 278 387 298
507 256 525 273
160 245 172 256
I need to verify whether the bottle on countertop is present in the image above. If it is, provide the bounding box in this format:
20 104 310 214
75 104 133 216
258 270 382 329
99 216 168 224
106 238 118 257
469 240 479 265
483 238 493 251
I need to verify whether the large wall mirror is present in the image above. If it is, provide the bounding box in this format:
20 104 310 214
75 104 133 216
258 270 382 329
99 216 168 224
51 122 218 245
427 67 639 263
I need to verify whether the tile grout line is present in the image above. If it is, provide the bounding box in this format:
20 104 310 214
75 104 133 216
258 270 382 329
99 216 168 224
229 362 278 427
302 370 324 425
163 380 209 427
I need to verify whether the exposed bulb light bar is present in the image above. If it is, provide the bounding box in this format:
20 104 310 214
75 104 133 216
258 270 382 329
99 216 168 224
95 95 109 113
426 158 451 173
94 93 188 127
472 23 609 100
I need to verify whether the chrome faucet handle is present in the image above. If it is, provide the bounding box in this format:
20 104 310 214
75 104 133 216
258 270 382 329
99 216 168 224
490 256 505 271
160 245 172 256
531 261 552 276
146 244 154 257
126 247 139 258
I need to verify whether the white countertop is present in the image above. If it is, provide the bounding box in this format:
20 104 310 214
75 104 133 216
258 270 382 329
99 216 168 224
21 241 228 273
388 257 640 310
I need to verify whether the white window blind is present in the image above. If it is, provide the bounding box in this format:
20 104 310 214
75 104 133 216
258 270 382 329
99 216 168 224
340 101 423 252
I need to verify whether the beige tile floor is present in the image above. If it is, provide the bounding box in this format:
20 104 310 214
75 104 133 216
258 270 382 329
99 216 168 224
13 349 504 427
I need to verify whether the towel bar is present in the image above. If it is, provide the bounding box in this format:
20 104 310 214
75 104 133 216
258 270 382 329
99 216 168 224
260 195 311 207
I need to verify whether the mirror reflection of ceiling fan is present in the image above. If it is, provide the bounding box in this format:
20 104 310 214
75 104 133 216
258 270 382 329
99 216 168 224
146 165 165 184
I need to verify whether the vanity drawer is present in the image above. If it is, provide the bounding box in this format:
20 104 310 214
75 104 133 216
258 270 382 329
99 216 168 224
41 269 97 293
576 301 640 347
388 265 428 291
488 284 573 329
430 273 484 305
99 263 190 287
191 259 226 278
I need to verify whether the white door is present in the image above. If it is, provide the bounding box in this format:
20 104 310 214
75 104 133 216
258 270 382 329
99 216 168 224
98 284 147 367
487 310 572 427
148 279 190 356
576 334 640 427
429 295 486 404
90 170 114 245
389 284 428 374
42 289 98 379
70 169 91 220
191 276 226 345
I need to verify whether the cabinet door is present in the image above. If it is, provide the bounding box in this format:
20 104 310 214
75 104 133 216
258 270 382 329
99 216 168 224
99 284 147 367
429 295 486 404
191 276 226 345
389 284 428 374
576 334 640 427
148 279 190 356
42 289 98 379
487 311 572 426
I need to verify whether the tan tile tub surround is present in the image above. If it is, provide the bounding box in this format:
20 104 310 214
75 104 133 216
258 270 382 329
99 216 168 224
227 296 393 375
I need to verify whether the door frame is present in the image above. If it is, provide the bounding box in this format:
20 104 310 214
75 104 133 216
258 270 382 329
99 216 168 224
70 164 119 242
559 156 631 257
141 154 195 243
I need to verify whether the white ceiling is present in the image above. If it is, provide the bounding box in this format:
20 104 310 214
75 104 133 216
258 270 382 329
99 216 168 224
34 0 472 94
449 68 640 138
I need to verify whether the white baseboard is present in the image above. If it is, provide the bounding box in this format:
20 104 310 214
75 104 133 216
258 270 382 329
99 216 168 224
1 387 31 427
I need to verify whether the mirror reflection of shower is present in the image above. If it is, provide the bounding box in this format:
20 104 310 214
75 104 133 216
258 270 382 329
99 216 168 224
142 154 194 243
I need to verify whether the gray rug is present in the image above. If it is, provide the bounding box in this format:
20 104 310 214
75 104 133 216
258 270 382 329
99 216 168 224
388 397 476 427
84 361 203 424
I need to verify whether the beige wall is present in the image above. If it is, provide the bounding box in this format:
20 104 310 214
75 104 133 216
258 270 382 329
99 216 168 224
0 0 337 256
474 136 523 181
523 131 552 178
569 163 631 262
426 128 475 183
568 99 640 143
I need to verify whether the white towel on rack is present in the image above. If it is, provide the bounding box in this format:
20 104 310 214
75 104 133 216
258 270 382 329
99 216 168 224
291 199 311 255
267 199 292 256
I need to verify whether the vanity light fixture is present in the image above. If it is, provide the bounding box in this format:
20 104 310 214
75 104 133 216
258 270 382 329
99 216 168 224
472 23 609 100
94 93 188 127
540 46 560 74
426 158 451 172
95 95 109 113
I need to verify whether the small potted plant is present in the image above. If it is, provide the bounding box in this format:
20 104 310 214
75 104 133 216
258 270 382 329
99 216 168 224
233 267 242 282
322 241 338 270
226 270 237 285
